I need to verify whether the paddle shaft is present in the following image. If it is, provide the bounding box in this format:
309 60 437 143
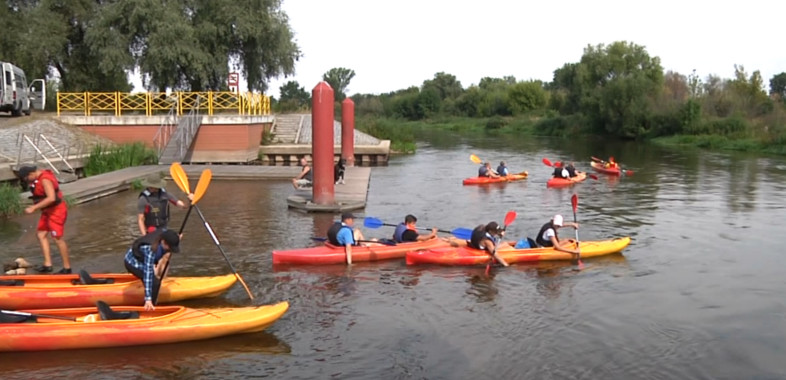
1 310 76 321
376 222 451 234
194 205 255 300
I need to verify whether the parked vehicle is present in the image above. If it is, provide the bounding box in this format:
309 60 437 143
0 62 45 116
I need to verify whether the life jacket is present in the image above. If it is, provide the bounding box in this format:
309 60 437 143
393 223 417 243
469 224 494 250
566 165 577 177
327 222 353 245
553 167 568 178
478 166 489 177
29 170 63 209
131 230 165 262
497 165 508 176
536 222 558 247
140 189 170 229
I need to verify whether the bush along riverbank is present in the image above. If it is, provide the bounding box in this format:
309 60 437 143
83 142 158 177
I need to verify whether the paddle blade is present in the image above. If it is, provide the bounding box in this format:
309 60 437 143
504 211 517 227
589 174 599 180
192 169 212 205
470 154 483 164
571 194 578 213
625 170 634 176
363 217 385 229
311 237 328 242
452 228 473 240
591 156 603 163
542 158 553 167
169 163 190 194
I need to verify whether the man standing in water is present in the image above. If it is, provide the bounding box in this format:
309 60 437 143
17 165 71 274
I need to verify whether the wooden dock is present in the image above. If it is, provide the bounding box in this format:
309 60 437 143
19 164 370 212
286 167 370 212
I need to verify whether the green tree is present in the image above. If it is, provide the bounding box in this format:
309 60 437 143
728 64 770 116
278 80 311 110
770 73 786 100
507 81 548 114
322 67 356 101
422 72 463 101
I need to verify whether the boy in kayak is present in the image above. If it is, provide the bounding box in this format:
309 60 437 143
327 212 367 265
123 229 181 311
535 215 580 258
496 161 509 176
478 162 500 178
392 214 438 243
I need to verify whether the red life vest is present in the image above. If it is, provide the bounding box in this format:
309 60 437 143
30 170 63 209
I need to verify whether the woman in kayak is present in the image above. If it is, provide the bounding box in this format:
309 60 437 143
478 162 500 178
535 215 580 258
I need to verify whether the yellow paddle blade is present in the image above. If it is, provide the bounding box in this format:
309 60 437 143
517 171 528 177
169 163 191 194
470 154 483 164
192 169 212 205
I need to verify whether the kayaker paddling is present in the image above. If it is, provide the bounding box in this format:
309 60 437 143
535 215 581 259
444 222 513 266
478 162 500 178
327 212 370 265
392 215 438 243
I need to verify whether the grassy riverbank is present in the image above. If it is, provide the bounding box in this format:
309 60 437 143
83 143 158 176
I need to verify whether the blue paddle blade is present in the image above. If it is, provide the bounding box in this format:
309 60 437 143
363 217 384 229
451 228 472 240
311 237 328 242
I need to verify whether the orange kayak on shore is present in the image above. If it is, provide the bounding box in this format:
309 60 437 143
462 172 528 185
406 237 631 266
0 273 237 309
546 171 587 188
273 238 450 265
0 301 289 352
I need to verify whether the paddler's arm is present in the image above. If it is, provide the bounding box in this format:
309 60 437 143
141 245 156 311
344 243 353 265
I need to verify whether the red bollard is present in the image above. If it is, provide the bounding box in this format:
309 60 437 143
341 98 355 166
312 82 335 205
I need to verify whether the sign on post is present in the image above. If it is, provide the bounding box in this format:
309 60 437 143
228 72 239 93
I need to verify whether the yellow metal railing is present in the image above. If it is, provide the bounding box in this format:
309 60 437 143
56 91 271 116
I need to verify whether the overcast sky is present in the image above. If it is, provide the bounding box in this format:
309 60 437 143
260 0 785 98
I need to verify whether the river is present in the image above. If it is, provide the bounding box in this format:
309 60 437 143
1 131 785 379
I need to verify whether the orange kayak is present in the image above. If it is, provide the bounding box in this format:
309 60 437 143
546 171 587 188
462 172 528 185
590 161 621 176
273 238 450 265
0 273 237 309
0 301 289 352
406 237 631 266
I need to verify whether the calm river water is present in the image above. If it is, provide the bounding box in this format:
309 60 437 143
1 132 786 379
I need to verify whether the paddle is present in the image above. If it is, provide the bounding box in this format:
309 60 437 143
591 156 633 176
485 210 516 274
571 194 584 270
311 237 397 246
1 309 76 322
543 158 598 180
170 165 255 301
362 217 473 239
470 154 500 175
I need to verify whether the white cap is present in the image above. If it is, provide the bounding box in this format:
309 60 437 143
553 215 563 226
561 169 569 178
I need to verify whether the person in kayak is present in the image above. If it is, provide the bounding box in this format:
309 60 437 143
17 165 72 274
496 161 509 176
327 212 367 265
292 157 313 189
137 173 193 235
123 229 181 311
392 214 438 243
604 157 619 169
564 162 578 178
535 214 580 258
479 162 500 178
467 222 512 266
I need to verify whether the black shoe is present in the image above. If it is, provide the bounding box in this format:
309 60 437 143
35 265 53 273
56 268 72 274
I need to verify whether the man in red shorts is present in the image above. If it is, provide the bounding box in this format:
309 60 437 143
18 165 71 274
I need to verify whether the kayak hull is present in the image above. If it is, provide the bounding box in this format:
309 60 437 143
0 301 289 352
591 161 621 176
462 172 528 185
406 237 631 266
546 171 587 188
272 238 451 265
0 273 237 309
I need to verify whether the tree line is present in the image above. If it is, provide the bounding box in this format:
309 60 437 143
0 0 300 92
278 41 786 143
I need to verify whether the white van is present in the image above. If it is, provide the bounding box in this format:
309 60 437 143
0 62 46 116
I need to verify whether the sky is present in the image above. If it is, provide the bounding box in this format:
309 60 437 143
258 0 785 99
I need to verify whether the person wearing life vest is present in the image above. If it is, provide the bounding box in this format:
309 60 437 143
535 214 580 258
137 173 191 236
496 161 509 177
478 162 500 178
123 229 181 311
564 162 578 178
604 157 619 169
18 165 71 274
392 214 437 243
327 212 367 265
292 157 313 189
467 222 511 267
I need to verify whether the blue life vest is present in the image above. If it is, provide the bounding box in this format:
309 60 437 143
393 223 408 243
478 166 490 177
497 165 508 176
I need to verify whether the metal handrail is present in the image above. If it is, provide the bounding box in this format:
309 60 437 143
153 102 178 159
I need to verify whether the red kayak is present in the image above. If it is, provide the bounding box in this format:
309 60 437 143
590 161 621 176
546 171 587 188
272 238 450 265
406 237 631 266
462 172 528 185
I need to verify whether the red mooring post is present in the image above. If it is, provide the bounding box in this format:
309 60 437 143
341 98 355 166
311 81 335 205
